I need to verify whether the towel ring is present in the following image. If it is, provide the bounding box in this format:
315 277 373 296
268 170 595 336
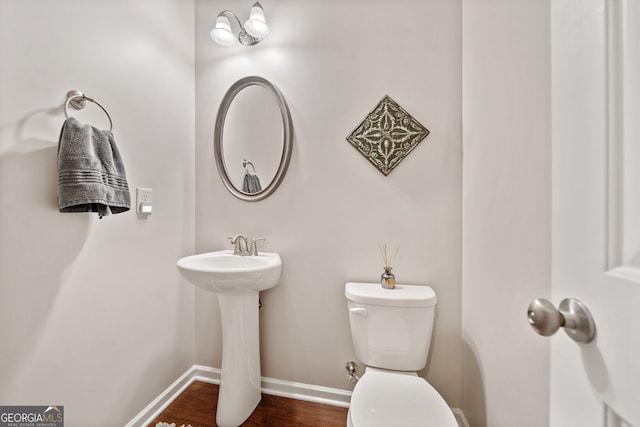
64 90 113 132
243 159 257 174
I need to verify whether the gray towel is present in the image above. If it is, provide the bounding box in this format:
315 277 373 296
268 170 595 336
242 172 262 194
57 117 131 218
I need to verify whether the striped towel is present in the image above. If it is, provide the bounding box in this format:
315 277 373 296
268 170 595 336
57 117 130 218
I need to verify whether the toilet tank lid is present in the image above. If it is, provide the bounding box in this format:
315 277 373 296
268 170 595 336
345 282 436 307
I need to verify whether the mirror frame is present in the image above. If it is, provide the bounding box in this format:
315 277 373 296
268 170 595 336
214 76 293 202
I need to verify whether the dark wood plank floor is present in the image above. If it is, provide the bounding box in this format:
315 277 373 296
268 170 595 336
148 381 348 427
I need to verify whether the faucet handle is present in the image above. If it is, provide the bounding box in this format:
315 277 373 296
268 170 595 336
249 237 266 256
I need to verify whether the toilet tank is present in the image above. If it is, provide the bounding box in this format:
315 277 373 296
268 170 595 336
345 282 437 371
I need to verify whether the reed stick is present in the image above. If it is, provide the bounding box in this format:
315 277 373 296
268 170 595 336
378 242 399 269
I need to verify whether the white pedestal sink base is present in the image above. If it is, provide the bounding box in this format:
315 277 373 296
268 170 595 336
216 291 262 427
175 250 282 427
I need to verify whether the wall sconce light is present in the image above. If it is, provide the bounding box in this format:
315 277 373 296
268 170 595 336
210 2 270 47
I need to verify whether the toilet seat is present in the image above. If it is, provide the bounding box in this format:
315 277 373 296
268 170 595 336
348 369 458 427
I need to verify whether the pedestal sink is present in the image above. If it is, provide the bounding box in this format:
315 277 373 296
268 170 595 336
176 250 282 427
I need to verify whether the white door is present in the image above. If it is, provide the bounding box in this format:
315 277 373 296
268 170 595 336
551 0 640 425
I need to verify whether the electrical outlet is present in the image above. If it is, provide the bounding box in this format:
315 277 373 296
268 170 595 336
136 187 153 214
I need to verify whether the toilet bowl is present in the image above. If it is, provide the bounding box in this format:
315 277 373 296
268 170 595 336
347 368 457 427
345 282 457 427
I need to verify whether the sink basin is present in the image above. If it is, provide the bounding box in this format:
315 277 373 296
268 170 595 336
176 249 282 427
176 250 282 293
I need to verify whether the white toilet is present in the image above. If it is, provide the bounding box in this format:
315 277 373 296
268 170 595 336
345 282 458 427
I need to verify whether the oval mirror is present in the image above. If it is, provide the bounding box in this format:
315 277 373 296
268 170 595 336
214 76 293 201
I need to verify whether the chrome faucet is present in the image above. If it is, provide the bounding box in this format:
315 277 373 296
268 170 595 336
229 234 249 255
228 235 266 256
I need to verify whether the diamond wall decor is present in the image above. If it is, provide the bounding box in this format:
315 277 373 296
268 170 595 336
346 95 429 176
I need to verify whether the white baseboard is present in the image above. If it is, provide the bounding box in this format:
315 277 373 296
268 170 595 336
125 365 220 427
126 364 467 427
261 376 352 408
452 408 470 427
125 365 351 427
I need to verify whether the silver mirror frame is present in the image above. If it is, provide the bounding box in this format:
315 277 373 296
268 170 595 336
214 76 293 202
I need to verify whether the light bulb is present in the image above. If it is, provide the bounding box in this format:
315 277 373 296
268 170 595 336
244 2 269 39
211 15 236 47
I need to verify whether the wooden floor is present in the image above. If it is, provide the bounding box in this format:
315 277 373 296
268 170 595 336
148 381 348 427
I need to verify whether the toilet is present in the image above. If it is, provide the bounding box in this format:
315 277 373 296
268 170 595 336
345 282 457 427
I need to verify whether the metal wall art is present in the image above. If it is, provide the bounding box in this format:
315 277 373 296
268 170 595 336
346 95 429 176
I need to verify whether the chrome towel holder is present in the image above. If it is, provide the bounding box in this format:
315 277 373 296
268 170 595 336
243 159 257 174
64 90 113 131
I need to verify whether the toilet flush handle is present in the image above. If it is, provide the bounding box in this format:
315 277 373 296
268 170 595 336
350 307 368 316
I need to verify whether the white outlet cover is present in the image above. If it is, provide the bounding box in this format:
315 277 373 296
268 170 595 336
136 187 152 214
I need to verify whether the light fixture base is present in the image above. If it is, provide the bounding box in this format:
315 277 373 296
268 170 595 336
238 30 260 46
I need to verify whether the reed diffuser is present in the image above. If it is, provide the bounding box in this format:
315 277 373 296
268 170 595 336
378 242 399 289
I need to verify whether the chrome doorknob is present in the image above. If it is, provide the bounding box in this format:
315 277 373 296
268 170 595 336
527 298 596 343
527 298 563 336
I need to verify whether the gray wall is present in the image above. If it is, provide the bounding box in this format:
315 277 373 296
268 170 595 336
462 0 551 425
0 2 196 426
194 0 463 407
